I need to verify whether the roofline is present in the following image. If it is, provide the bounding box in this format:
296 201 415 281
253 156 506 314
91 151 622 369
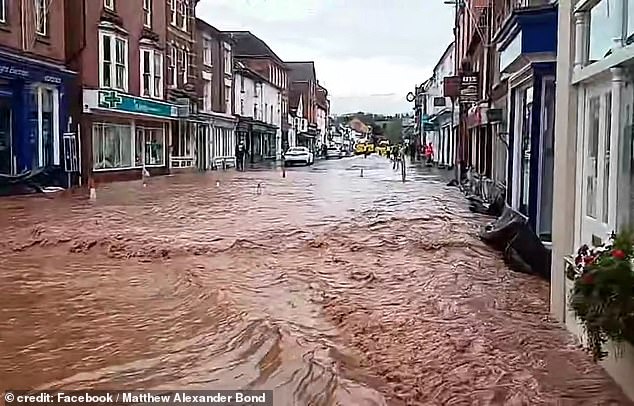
196 18 234 43
432 42 455 75
235 63 284 91
223 31 286 66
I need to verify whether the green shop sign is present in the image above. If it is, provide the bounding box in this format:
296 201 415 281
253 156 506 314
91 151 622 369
97 90 179 119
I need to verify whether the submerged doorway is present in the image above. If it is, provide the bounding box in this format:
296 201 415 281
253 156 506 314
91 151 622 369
0 97 14 175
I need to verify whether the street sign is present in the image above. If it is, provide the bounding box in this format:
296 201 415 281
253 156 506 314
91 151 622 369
443 76 461 99
459 72 479 103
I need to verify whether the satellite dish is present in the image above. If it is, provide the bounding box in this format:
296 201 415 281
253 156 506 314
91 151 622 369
406 92 415 102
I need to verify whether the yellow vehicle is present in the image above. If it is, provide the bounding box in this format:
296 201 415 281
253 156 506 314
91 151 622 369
365 143 375 154
375 141 390 156
355 142 366 155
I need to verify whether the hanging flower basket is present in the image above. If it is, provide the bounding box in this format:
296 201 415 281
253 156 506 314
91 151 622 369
569 231 634 361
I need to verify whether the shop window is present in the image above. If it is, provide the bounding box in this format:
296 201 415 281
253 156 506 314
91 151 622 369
135 127 164 166
603 93 612 223
586 95 601 218
100 31 128 92
104 0 114 11
92 123 133 170
35 0 49 36
589 0 621 61
27 86 59 169
140 48 163 99
172 122 193 158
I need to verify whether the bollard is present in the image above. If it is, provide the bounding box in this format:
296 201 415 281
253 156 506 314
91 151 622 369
216 180 220 187
360 168 364 178
89 177 97 200
282 160 286 178
256 183 262 195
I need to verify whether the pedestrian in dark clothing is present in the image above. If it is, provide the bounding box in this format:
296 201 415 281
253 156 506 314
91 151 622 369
235 142 246 171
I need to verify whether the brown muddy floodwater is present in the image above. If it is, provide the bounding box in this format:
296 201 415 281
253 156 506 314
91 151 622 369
0 156 631 405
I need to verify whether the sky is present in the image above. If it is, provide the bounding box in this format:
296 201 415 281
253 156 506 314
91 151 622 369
196 0 454 115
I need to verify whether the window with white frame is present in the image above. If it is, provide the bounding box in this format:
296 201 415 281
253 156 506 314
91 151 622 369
35 0 48 36
225 84 231 114
578 0 634 65
93 123 133 170
143 0 152 28
0 0 6 23
223 46 231 75
168 44 176 87
99 31 128 91
171 0 188 31
140 48 163 98
104 0 115 11
135 126 165 166
203 37 212 66
203 79 212 112
178 48 188 85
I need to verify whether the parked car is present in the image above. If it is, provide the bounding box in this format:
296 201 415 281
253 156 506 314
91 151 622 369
284 147 314 166
326 147 342 159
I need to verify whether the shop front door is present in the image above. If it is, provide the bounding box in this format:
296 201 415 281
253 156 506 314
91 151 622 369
0 97 13 174
580 82 613 246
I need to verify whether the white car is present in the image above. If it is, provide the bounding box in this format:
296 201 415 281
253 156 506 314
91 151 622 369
326 147 342 159
284 147 314 166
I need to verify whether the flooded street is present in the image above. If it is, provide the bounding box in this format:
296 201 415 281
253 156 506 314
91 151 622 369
0 155 631 405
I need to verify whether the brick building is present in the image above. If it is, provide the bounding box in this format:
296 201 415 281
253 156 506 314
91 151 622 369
66 0 179 183
195 18 236 169
166 0 199 170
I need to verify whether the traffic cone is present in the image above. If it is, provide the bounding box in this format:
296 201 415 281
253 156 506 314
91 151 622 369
89 178 97 200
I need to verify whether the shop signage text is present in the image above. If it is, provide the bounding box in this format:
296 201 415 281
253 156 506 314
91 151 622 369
459 72 479 104
92 89 179 119
0 63 62 84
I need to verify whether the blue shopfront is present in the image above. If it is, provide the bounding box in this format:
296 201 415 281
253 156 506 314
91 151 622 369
495 4 557 242
0 52 75 182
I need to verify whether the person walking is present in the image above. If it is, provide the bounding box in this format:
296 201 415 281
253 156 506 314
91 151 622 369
235 141 246 171
392 144 400 170
425 142 434 165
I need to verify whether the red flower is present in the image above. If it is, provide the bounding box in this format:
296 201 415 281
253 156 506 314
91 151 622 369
581 273 594 284
611 249 626 260
584 256 595 265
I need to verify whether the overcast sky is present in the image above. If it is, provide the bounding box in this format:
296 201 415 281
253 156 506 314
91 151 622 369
196 0 454 115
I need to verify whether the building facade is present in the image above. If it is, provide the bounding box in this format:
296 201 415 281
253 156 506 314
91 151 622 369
0 0 76 186
233 61 280 163
195 19 236 170
67 0 180 183
423 42 458 168
229 31 287 161
316 84 329 148
493 1 558 243
166 0 199 170
552 0 634 398
287 62 319 152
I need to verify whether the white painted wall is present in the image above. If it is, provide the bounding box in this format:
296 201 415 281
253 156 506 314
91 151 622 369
316 107 327 145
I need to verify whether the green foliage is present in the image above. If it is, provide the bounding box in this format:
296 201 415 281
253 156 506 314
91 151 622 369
570 230 634 361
